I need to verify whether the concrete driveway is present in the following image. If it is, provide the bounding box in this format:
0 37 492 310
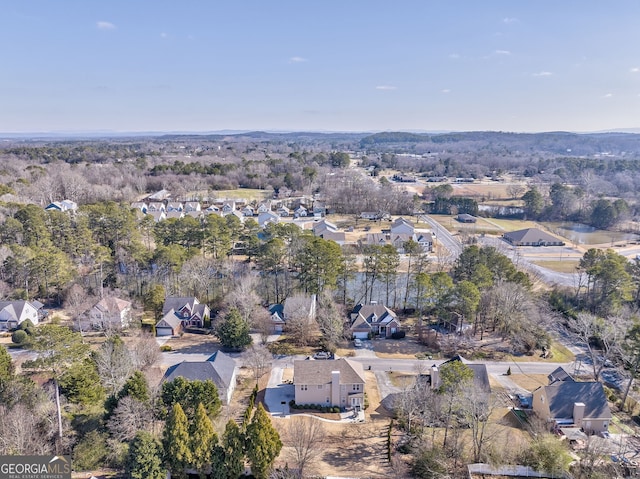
264 365 294 416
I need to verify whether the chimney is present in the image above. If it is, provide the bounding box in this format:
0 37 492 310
573 402 585 428
431 365 440 390
331 371 341 407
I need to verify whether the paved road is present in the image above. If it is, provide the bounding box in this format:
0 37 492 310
420 214 463 260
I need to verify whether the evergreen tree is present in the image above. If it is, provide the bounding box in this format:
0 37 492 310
221 420 245 479
58 358 106 404
214 308 252 351
127 431 165 479
163 403 193 479
0 345 14 382
120 370 150 402
161 377 221 419
245 403 282 479
190 403 218 478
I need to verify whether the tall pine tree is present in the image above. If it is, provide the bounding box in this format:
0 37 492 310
163 403 192 479
245 403 282 479
126 431 165 479
190 402 217 478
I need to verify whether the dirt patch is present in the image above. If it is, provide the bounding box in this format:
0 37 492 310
162 333 223 354
373 337 430 359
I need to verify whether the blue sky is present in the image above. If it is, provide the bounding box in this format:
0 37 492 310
2 1 639 133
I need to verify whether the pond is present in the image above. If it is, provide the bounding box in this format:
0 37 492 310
544 222 639 245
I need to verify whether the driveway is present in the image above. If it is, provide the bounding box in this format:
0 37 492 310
353 340 376 358
264 365 294 416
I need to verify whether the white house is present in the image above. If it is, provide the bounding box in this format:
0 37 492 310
0 301 42 331
89 297 133 329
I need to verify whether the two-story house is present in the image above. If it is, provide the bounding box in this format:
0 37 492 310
294 358 365 409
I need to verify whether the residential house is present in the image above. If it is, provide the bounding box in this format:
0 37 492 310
156 297 210 336
0 300 43 331
147 203 166 213
312 219 345 244
45 199 78 212
532 377 612 434
163 351 237 405
414 232 434 252
242 206 255 217
294 206 308 218
165 210 185 220
294 358 366 409
360 211 380 220
205 204 220 213
503 228 565 247
131 202 148 214
148 210 166 222
429 355 491 394
166 202 184 212
257 201 273 214
456 213 477 223
147 189 171 202
267 304 285 333
268 294 316 333
89 297 133 330
185 202 201 213
258 211 280 228
277 206 291 217
349 303 400 339
390 217 415 235
221 201 236 215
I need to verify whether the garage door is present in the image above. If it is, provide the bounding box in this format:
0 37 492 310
353 331 368 339
156 327 173 337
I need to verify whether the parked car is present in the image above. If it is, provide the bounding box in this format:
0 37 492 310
312 351 332 360
354 338 363 348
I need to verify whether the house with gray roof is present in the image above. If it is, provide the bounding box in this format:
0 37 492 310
0 300 43 331
163 351 237 405
532 380 611 434
349 303 400 339
503 228 565 247
294 358 365 409
156 297 210 336
429 355 491 394
155 309 183 337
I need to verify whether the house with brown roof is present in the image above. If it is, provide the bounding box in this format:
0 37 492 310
89 297 133 329
294 358 365 409
349 303 400 339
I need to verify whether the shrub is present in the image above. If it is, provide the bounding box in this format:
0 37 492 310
332 407 340 413
391 331 406 339
160 344 172 352
19 319 34 331
73 430 110 471
11 329 28 344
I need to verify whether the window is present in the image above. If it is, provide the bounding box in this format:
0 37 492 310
300 385 307 391
353 384 361 392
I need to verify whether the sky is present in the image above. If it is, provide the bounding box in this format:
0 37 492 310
1 1 640 134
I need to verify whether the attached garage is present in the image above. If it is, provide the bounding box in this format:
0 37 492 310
352 330 369 340
155 312 182 337
156 326 174 337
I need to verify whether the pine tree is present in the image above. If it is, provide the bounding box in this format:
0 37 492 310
190 402 217 478
223 420 245 478
120 370 150 402
163 403 193 479
214 308 252 351
126 431 165 479
245 403 282 479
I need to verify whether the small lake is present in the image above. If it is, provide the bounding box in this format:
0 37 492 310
544 222 639 245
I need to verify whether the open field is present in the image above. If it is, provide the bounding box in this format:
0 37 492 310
531 260 580 273
506 373 549 392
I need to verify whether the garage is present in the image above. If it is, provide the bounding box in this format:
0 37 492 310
156 327 174 337
352 331 369 340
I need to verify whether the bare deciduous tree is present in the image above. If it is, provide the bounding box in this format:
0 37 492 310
245 345 273 383
95 338 135 396
130 332 162 371
284 416 325 479
106 396 154 442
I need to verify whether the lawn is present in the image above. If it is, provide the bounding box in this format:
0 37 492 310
209 188 272 201
531 260 580 273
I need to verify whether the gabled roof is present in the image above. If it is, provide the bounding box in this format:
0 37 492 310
163 351 236 390
162 297 200 316
548 366 575 384
294 358 365 386
93 297 131 314
0 301 40 321
157 309 182 329
350 303 397 325
441 355 491 393
537 381 611 420
391 217 414 230
503 228 564 244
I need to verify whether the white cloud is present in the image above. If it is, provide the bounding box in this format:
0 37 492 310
441 89 451 94
631 67 640 73
375 85 397 91
494 49 511 55
289 56 308 63
533 71 553 77
603 93 613 98
97 21 116 30
503 17 518 24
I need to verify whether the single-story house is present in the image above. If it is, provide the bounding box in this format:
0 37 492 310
258 211 280 228
89 297 133 329
429 355 491 394
45 199 78 212
0 300 43 331
456 214 477 223
163 351 237 405
532 380 611 434
349 303 400 339
503 228 565 247
294 358 365 409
